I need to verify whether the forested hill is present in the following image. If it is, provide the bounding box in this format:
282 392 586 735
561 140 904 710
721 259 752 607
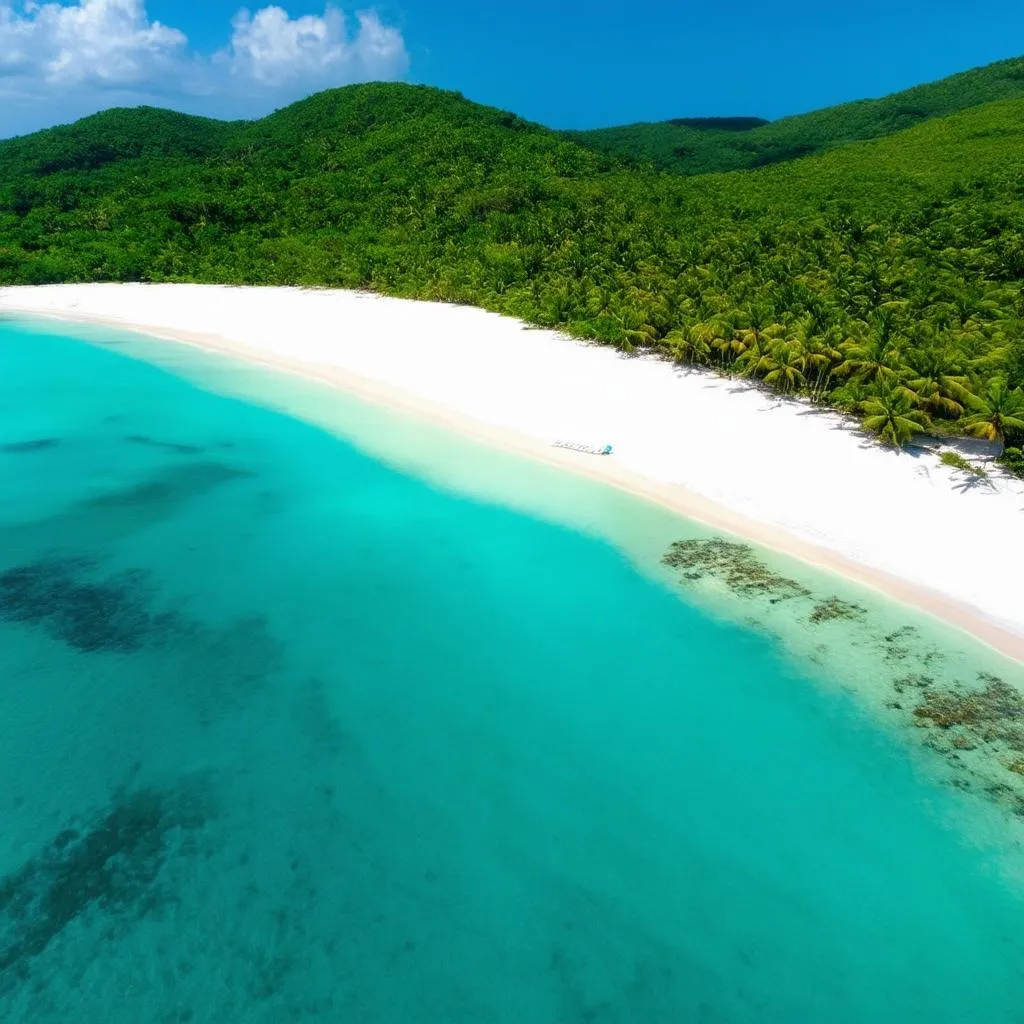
569 55 1024 175
0 80 1023 459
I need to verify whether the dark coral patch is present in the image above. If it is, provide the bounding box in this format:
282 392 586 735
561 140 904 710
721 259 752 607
0 439 60 454
0 557 282 729
125 435 204 456
809 598 866 623
0 559 174 653
0 784 211 986
913 674 1024 734
663 538 810 603
84 462 248 512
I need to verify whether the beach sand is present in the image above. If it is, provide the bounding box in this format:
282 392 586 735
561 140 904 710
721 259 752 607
2 282 1022 659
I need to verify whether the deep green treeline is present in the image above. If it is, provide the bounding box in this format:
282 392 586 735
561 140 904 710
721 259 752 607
1 80 1023 458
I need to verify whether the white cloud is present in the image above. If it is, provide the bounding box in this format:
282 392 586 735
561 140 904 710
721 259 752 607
227 7 405 88
0 0 186 86
0 1 409 136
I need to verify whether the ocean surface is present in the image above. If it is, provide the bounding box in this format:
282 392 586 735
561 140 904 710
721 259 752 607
2 317 1024 1022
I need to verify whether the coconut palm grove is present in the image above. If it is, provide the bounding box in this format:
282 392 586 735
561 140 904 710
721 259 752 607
1 57 1023 467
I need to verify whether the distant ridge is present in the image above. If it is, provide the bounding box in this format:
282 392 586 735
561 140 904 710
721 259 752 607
664 117 769 131
569 54 1024 174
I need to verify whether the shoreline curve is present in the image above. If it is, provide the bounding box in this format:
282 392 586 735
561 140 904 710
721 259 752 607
2 282 1022 663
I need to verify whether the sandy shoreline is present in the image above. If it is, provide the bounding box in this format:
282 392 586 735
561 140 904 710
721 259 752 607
2 282 1023 661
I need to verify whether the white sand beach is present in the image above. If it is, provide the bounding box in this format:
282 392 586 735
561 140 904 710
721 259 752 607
2 282 1023 657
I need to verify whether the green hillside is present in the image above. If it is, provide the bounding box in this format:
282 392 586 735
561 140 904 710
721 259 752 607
0 107 235 178
569 55 1024 174
0 81 1022 456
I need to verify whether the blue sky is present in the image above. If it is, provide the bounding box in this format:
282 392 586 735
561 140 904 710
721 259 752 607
2 1 1023 137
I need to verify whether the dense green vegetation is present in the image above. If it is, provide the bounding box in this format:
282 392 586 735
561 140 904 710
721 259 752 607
569 55 1024 174
1 73 1023 460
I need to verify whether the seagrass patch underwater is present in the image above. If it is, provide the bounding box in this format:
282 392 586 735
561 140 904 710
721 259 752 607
2 318 1024 1023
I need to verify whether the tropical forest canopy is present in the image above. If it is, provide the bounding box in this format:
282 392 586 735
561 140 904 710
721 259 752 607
0 60 1023 461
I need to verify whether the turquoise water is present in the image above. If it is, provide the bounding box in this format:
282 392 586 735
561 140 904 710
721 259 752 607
2 319 1024 1022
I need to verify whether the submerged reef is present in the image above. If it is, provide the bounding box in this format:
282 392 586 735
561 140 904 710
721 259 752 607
0 439 60 454
881 625 925 664
664 534 1024 824
124 434 205 456
83 462 249 514
904 673 1024 814
912 673 1022 731
662 539 810 602
4 460 254 563
0 558 174 653
0 782 212 990
809 597 866 624
0 556 281 723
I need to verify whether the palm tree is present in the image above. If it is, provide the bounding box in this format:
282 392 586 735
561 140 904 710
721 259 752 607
760 341 807 393
859 387 930 448
734 336 772 378
692 317 742 367
931 280 1007 336
663 324 711 366
712 326 746 367
900 344 973 418
961 381 1024 447
803 325 845 401
734 303 783 353
836 311 905 386
608 307 658 353
734 320 786 378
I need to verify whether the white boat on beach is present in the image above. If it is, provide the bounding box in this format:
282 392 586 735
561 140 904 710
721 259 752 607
552 439 614 456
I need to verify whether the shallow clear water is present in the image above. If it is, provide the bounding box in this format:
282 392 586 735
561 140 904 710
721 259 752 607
2 319 1024 1022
